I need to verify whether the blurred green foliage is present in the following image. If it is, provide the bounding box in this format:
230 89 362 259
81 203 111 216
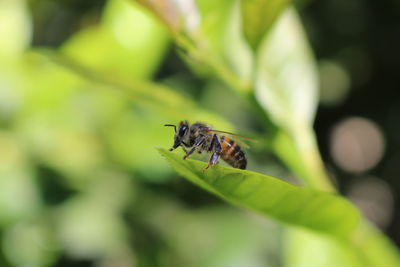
0 0 399 266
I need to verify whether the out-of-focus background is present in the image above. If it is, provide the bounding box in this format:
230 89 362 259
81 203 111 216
0 0 399 266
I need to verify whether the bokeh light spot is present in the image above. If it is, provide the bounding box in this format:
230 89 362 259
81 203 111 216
330 117 385 173
319 60 350 106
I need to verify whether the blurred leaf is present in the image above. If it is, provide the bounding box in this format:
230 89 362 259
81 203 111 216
45 50 220 122
135 0 181 33
0 169 42 225
285 224 400 267
158 148 361 239
19 51 237 183
56 170 133 259
240 0 291 50
62 0 169 80
135 0 200 35
3 220 58 266
195 0 233 54
255 7 318 133
0 131 42 225
285 227 364 267
223 1 254 83
0 0 31 60
144 201 281 267
136 0 250 93
253 7 329 190
353 223 400 267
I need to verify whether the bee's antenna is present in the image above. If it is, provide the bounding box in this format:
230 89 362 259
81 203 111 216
164 124 177 133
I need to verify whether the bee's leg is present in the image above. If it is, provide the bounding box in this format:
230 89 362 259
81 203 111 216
204 134 221 170
183 137 205 160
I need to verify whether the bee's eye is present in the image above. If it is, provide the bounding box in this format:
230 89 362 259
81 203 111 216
178 125 188 136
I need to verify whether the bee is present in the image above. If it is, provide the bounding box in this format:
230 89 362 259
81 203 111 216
164 121 248 170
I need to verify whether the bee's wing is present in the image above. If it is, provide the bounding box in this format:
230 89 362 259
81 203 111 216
208 130 255 141
208 129 256 149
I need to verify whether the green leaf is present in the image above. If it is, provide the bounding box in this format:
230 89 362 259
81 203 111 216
285 227 365 267
0 0 31 60
255 7 318 133
32 50 237 182
62 0 169 80
240 0 291 50
253 7 328 190
158 148 361 239
135 0 200 35
285 224 400 267
195 0 233 54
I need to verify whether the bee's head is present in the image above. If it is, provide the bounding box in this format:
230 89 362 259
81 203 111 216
164 121 190 151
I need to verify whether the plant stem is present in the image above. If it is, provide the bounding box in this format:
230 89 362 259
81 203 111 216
271 128 335 192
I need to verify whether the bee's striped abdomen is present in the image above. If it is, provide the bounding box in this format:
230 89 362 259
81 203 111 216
219 136 247 169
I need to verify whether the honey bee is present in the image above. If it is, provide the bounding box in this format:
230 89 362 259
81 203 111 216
165 121 247 170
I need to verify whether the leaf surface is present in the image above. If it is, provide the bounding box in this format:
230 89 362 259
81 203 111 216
62 0 169 80
158 148 361 239
240 0 291 50
255 8 318 133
